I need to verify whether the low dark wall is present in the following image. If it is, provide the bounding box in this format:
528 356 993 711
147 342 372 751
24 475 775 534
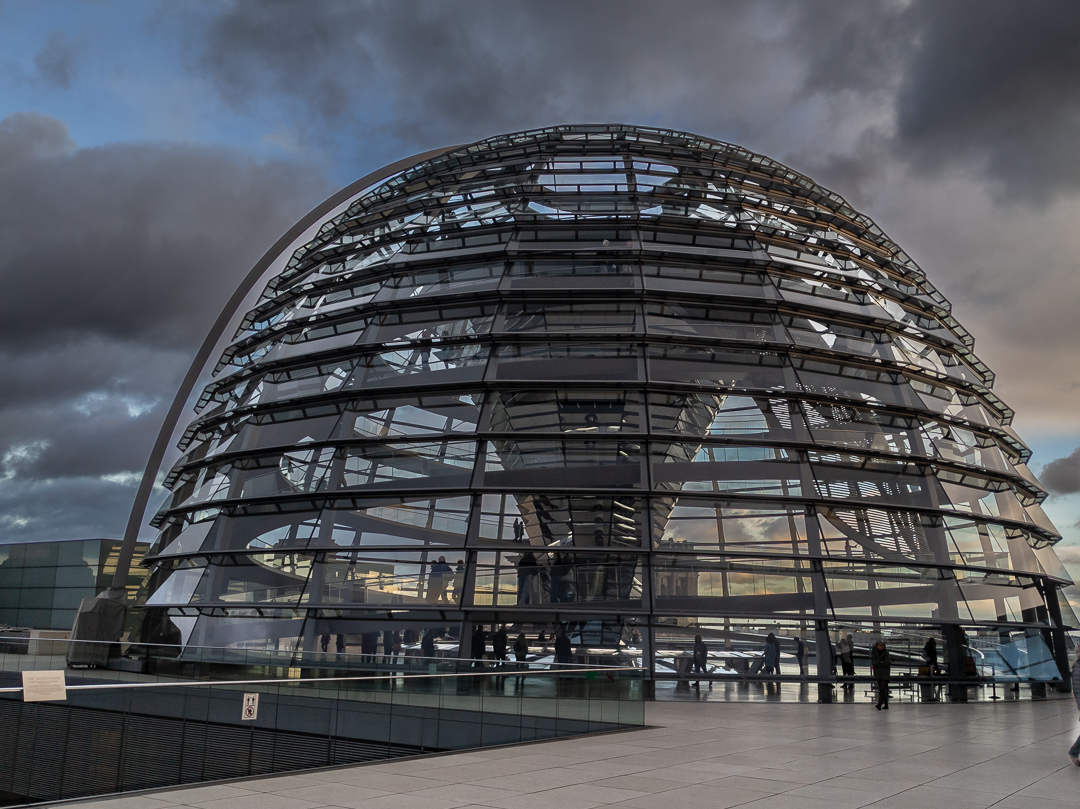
0 686 626 806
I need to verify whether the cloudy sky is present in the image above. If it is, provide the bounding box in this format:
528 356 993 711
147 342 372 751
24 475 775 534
1 0 1079 573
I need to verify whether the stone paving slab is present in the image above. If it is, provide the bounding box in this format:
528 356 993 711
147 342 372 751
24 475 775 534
63 698 1080 809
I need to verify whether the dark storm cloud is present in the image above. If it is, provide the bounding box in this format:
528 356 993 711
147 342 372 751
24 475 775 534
195 0 785 165
0 112 330 540
33 31 80 89
0 117 327 352
193 0 1080 202
893 2 1080 203
1042 448 1080 495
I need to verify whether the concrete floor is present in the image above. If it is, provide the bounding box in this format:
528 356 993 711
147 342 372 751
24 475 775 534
65 697 1080 809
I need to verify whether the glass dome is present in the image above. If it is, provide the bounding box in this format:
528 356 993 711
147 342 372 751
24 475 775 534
137 124 1075 686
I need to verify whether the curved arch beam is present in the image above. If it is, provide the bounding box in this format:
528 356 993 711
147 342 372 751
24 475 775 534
110 145 459 593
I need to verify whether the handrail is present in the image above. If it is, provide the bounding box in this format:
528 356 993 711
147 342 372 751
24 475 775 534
0 665 644 695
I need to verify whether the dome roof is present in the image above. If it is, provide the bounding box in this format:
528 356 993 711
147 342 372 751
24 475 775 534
136 125 1073 686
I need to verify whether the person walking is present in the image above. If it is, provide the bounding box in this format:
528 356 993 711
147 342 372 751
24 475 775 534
1069 652 1080 765
796 636 808 676
692 634 710 687
840 633 855 687
871 639 891 710
764 632 781 677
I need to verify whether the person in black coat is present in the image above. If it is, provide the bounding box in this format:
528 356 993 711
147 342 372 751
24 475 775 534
923 637 938 674
872 639 892 710
692 634 710 688
492 625 508 662
517 552 539 604
513 633 528 662
554 628 572 665
471 624 488 667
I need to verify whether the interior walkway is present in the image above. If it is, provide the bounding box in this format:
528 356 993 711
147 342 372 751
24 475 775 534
66 696 1080 809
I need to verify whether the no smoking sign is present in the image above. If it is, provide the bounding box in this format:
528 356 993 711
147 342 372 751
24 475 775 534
242 692 259 721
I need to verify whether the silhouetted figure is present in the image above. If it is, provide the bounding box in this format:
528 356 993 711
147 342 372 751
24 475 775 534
923 637 938 672
554 629 572 665
428 555 452 603
764 632 780 677
320 633 331 652
872 640 892 710
471 625 488 667
692 634 709 687
451 559 465 603
492 626 508 662
517 551 539 604
550 552 573 603
513 518 525 542
335 634 345 654
839 633 855 687
796 637 808 676
361 631 378 661
513 633 528 662
421 629 436 659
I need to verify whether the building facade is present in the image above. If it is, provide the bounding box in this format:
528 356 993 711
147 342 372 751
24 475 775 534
0 539 147 631
136 125 1075 682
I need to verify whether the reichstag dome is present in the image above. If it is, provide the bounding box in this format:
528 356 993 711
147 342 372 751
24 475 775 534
136 124 1076 684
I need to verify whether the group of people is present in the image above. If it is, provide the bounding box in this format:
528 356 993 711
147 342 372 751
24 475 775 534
426 556 465 603
469 625 574 666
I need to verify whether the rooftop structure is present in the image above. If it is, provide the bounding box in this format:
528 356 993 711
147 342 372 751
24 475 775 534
132 124 1076 686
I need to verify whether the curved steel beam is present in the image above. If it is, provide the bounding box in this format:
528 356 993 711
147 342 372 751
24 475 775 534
110 145 459 593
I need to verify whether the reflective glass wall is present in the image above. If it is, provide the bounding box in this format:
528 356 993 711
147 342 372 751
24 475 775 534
0 539 147 630
137 125 1075 684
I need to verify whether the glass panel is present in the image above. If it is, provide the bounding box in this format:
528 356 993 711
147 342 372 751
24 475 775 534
501 302 641 333
651 442 801 496
506 259 635 278
472 550 643 606
645 302 780 342
356 343 489 386
375 262 503 301
647 345 792 390
484 440 642 488
477 493 642 548
344 393 482 438
340 441 476 490
307 550 464 606
653 555 815 611
802 400 923 456
649 393 804 442
655 499 806 554
489 390 642 433
315 496 472 548
494 342 640 381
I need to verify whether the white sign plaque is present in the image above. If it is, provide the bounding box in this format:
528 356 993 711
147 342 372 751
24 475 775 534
242 692 259 721
22 670 67 702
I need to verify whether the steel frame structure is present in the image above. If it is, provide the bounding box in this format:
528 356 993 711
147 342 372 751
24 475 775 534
133 125 1075 685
